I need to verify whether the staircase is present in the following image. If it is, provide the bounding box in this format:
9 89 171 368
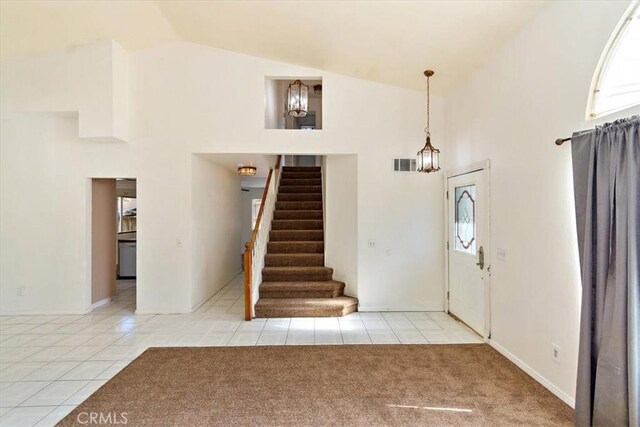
254 166 358 318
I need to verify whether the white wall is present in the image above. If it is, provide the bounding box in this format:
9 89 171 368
0 41 129 142
0 113 136 314
357 148 445 311
264 78 278 129
444 0 640 405
324 155 358 297
1 39 445 314
190 155 242 309
308 95 323 129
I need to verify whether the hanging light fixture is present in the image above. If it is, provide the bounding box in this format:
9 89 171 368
417 70 440 173
287 80 309 117
237 165 257 176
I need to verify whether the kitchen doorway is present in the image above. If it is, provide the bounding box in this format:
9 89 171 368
90 178 137 312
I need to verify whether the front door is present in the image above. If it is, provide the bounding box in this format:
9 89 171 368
447 169 490 337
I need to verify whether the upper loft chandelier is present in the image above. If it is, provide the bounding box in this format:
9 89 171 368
417 70 440 173
287 80 309 117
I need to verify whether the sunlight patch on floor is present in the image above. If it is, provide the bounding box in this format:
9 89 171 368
387 404 472 413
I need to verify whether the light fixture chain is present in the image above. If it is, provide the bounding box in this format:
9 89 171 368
425 74 430 137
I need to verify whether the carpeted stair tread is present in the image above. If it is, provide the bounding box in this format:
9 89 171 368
259 280 344 298
282 166 321 172
254 296 358 317
274 210 323 219
267 241 324 253
271 220 323 230
279 185 322 194
262 266 334 282
265 253 324 267
281 172 321 180
278 193 322 202
280 179 322 186
276 201 323 210
269 230 324 241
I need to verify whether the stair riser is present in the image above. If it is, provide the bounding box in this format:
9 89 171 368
259 290 340 299
280 179 322 186
282 167 321 172
265 255 324 267
281 172 321 180
279 186 322 194
269 231 324 241
278 193 322 202
276 202 323 210
271 220 323 230
274 210 323 220
262 271 333 282
255 305 357 318
267 242 324 253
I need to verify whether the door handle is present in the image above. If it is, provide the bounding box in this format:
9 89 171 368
476 246 485 270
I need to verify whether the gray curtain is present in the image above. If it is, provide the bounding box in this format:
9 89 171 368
572 116 639 427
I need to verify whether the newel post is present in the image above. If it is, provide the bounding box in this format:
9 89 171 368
243 242 252 321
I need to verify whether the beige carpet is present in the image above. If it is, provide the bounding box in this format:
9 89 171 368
58 344 573 426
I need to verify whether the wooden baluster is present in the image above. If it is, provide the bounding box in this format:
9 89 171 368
244 155 281 321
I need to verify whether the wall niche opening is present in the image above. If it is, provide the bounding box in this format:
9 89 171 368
265 77 323 130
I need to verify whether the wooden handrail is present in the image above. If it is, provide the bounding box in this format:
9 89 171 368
247 156 280 251
244 155 281 320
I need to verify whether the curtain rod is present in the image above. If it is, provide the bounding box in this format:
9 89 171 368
555 137 571 146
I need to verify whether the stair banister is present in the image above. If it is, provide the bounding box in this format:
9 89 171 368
244 155 282 320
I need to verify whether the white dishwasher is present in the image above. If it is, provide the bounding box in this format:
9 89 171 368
118 241 136 277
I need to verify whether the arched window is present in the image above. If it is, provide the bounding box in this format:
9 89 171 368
589 1 640 119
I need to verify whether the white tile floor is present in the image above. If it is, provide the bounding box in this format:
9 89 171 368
0 275 481 426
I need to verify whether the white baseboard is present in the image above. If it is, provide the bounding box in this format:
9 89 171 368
0 309 91 315
489 340 575 408
191 298 207 312
190 270 243 312
358 305 445 312
91 297 111 310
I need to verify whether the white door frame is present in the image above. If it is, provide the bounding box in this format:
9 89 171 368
443 159 491 339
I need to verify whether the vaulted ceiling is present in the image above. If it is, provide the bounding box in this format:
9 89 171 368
0 0 548 92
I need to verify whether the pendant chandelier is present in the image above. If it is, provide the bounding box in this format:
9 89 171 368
287 80 309 117
417 70 440 173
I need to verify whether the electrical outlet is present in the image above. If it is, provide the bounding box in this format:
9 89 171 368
17 285 25 297
552 344 561 363
496 248 507 261
368 239 376 248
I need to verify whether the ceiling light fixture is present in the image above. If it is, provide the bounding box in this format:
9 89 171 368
237 166 257 176
287 80 309 117
417 70 440 173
